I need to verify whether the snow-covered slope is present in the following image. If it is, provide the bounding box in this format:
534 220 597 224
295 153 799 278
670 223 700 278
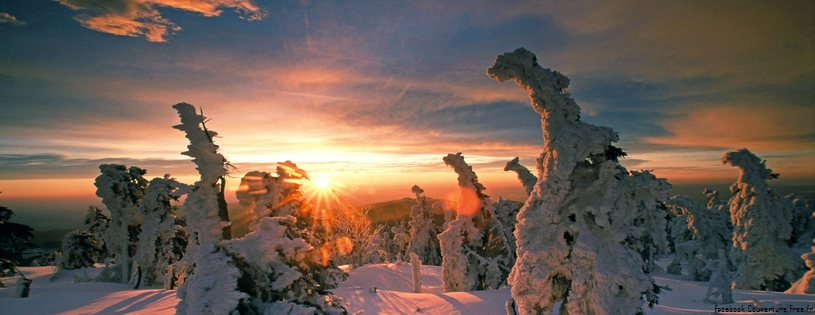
2 258 815 315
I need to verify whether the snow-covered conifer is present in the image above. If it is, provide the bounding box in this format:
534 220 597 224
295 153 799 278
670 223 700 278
59 230 101 270
407 185 442 266
667 195 731 281
438 152 511 292
504 157 537 196
94 164 147 283
704 189 726 211
230 162 346 313
789 195 814 249
492 197 519 269
621 170 671 275
787 239 815 294
391 220 410 262
704 249 734 304
133 175 186 288
488 48 668 314
723 148 803 291
172 103 245 315
83 206 109 260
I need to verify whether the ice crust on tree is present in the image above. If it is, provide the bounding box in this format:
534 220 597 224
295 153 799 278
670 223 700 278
488 48 669 314
438 152 511 292
723 148 803 291
504 157 537 196
134 175 187 287
407 185 442 266
172 103 244 315
94 164 147 284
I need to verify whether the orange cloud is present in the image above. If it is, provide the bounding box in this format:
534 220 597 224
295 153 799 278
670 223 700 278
645 103 815 151
56 0 264 42
0 12 26 26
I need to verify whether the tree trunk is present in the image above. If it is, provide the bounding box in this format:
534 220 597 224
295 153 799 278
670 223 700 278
217 177 232 240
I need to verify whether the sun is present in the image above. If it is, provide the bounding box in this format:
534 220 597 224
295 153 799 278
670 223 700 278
314 176 331 189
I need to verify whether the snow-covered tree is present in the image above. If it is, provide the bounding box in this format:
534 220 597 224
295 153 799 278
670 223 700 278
230 162 346 313
0 205 35 267
133 175 187 288
789 196 814 249
329 205 383 268
492 197 519 269
94 164 147 283
58 230 101 270
172 103 245 315
391 220 410 262
488 48 668 314
621 170 671 276
235 162 309 230
704 249 734 304
787 239 815 294
703 188 727 212
438 152 511 292
83 206 110 260
723 148 803 291
504 157 537 196
667 195 731 281
407 185 442 266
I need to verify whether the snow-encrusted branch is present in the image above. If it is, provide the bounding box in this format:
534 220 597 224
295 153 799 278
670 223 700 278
504 157 537 196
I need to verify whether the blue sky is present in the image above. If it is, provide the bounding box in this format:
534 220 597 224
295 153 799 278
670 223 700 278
0 0 813 229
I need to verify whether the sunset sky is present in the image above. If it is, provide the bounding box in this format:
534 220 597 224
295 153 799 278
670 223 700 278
1 0 813 229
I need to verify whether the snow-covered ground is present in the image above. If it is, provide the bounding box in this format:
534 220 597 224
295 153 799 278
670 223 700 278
2 258 815 315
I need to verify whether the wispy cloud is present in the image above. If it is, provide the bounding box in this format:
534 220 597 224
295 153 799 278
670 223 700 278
55 0 264 42
0 12 26 26
644 102 815 152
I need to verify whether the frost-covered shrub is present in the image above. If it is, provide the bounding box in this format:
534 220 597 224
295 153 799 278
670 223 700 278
133 175 187 288
327 203 384 268
488 48 668 314
94 164 147 283
407 185 441 266
438 152 511 292
787 239 815 294
667 195 731 281
723 148 803 291
504 157 537 196
59 230 101 270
